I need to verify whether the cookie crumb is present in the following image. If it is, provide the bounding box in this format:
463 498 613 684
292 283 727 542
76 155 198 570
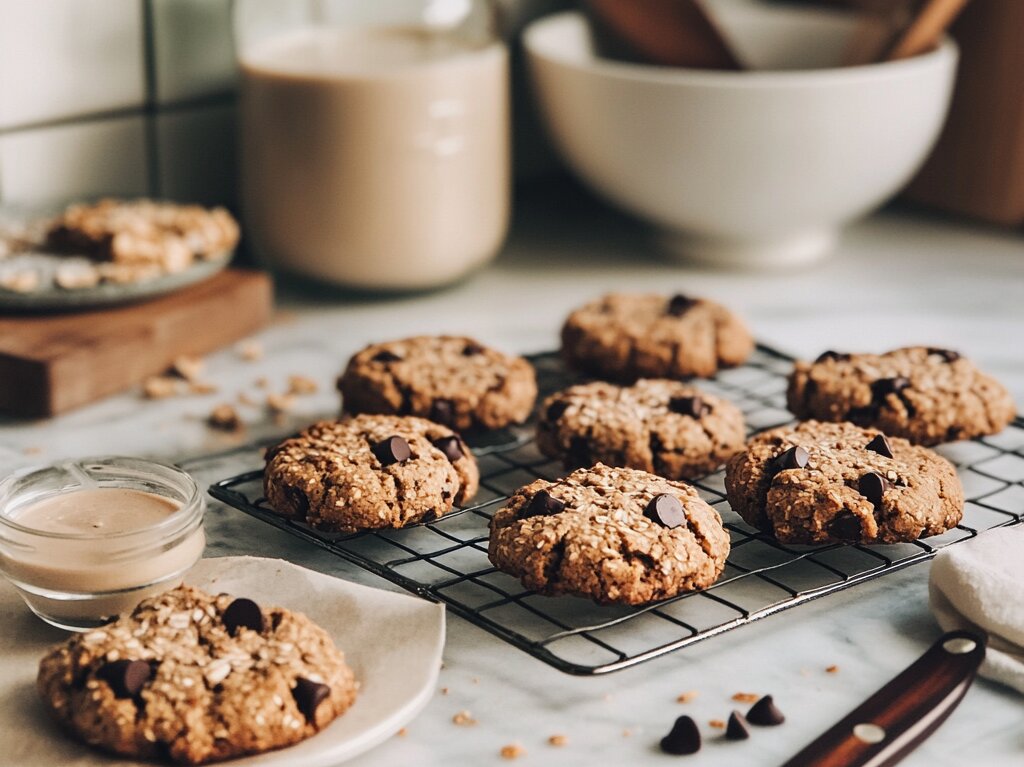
237 392 259 406
732 692 759 704
548 734 567 747
500 744 525 760
23 446 42 455
170 355 204 382
207 404 243 432
621 728 632 738
471 677 479 684
254 377 269 389
452 710 477 726
287 375 318 395
396 728 407 738
266 392 295 414
440 686 450 695
143 376 181 399
188 381 218 395
676 690 699 703
826 665 839 674
709 719 725 729
237 340 264 361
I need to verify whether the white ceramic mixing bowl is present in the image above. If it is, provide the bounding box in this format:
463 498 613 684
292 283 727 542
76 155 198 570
524 5 958 267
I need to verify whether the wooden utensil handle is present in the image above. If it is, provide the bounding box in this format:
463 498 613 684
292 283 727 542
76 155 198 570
781 630 986 767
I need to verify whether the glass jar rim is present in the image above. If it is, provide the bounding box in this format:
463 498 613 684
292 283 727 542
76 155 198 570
0 456 203 542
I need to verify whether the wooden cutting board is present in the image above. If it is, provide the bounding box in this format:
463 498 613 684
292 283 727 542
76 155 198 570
0 269 273 418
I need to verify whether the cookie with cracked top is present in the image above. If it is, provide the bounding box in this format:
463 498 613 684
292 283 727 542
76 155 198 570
560 293 754 381
488 464 730 605
264 414 479 532
787 346 1016 446
537 379 746 479
37 585 357 765
337 335 537 431
724 420 964 544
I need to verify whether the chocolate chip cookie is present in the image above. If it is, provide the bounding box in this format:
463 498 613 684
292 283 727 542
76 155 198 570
560 293 754 381
37 585 357 765
488 464 730 604
787 347 1016 446
725 420 964 544
537 379 746 479
337 335 537 431
264 414 479 532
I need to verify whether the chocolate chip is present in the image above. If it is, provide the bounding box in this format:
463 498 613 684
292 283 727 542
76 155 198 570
767 446 808 475
371 350 401 363
815 350 849 363
865 434 894 458
666 294 697 317
521 490 565 519
746 695 785 726
668 395 710 418
222 598 264 636
927 347 960 363
660 715 701 755
372 435 411 466
645 494 685 529
567 436 590 467
829 512 862 541
859 471 889 507
97 659 152 699
292 677 330 723
545 400 569 422
872 376 910 398
429 399 455 426
725 711 750 740
432 436 463 462
461 342 485 356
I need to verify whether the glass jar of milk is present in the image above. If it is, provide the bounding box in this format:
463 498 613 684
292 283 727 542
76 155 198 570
235 0 509 291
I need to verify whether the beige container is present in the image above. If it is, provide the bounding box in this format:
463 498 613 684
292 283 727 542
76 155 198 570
237 2 510 291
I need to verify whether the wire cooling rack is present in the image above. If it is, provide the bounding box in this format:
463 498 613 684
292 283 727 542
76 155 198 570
209 346 1024 675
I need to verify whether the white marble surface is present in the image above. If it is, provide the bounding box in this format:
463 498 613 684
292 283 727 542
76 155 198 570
2 185 1023 766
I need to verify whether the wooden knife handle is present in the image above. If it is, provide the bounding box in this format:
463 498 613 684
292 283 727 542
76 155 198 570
782 630 986 767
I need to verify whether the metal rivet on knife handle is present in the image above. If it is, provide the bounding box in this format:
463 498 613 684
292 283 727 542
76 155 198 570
942 637 977 654
852 723 886 744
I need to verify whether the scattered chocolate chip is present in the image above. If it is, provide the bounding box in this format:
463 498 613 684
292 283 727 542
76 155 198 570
872 376 910 398
666 294 697 317
768 446 808 475
865 434 894 458
97 659 152 699
946 426 963 442
372 435 412 466
660 715 701 755
815 350 849 363
222 598 264 636
545 400 569 422
432 436 464 462
829 512 862 541
461 342 485 356
669 395 710 418
645 494 685 529
372 350 401 363
746 695 785 726
859 471 890 507
292 677 330 723
927 348 960 363
567 436 590 467
521 490 565 518
429 399 455 426
725 711 750 741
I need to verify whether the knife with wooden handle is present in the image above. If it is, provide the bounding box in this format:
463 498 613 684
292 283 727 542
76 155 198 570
782 630 986 767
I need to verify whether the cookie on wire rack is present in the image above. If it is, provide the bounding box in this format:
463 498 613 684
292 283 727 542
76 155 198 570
488 463 730 605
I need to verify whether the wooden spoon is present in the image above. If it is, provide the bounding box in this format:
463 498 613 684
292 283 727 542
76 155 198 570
884 0 971 60
581 0 743 70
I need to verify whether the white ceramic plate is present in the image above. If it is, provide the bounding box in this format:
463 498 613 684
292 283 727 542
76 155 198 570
0 556 445 767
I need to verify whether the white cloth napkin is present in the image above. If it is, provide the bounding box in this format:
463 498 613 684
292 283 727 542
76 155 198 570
929 525 1024 695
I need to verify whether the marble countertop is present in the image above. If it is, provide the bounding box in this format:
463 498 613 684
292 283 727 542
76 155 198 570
2 186 1023 766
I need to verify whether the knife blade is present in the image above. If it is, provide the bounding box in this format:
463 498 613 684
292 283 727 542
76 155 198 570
781 629 986 767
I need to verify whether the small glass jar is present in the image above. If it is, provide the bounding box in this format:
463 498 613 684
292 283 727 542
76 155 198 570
0 456 205 631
